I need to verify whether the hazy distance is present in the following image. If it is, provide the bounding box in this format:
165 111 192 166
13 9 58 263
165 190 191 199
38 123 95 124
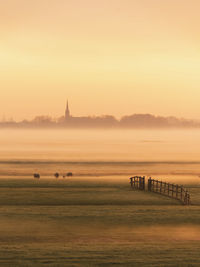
1 0 200 120
0 101 199 128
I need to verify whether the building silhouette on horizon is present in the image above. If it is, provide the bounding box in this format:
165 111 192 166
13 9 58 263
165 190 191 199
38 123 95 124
63 100 118 127
0 100 197 128
65 100 71 120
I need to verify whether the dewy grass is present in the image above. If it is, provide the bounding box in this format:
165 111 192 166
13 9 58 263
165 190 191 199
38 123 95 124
0 178 199 266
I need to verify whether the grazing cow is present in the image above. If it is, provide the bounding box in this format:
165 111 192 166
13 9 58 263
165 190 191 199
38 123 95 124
66 172 73 177
34 173 40 179
54 172 59 178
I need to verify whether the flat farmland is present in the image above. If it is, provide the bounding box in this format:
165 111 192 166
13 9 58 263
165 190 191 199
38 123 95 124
0 178 199 266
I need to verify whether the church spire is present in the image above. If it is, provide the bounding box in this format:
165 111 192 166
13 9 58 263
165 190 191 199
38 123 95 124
65 99 70 119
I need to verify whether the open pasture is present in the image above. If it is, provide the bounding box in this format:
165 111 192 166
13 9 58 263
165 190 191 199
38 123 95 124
0 177 199 266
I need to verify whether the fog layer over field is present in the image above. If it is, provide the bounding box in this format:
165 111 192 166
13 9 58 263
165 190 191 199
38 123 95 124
1 129 200 182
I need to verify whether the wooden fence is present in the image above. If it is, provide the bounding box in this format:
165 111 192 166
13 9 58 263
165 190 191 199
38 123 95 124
130 176 190 205
130 176 145 191
148 177 190 205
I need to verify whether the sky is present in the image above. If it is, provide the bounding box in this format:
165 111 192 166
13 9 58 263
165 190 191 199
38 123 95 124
0 0 200 121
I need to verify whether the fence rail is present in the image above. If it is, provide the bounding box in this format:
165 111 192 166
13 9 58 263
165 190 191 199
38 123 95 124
130 176 190 205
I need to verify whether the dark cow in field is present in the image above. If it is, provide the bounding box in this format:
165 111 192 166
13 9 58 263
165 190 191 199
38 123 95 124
34 173 40 179
63 172 73 178
54 172 59 178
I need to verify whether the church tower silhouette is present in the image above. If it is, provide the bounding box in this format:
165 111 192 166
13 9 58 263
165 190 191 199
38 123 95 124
65 100 71 119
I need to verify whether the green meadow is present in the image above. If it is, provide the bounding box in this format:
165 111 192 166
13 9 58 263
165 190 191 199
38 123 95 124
0 178 199 266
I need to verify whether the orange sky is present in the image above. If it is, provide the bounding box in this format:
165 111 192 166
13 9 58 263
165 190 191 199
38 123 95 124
0 0 200 120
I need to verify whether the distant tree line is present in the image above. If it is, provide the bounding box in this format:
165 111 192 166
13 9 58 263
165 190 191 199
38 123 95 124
0 114 199 128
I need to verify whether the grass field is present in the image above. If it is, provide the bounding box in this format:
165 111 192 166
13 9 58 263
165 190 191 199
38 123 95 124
0 177 199 266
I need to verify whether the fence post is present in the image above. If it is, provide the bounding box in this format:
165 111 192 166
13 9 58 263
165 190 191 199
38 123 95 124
184 191 190 205
176 184 178 199
148 177 152 191
180 187 183 202
184 191 187 205
143 176 145 190
130 177 133 188
188 192 190 205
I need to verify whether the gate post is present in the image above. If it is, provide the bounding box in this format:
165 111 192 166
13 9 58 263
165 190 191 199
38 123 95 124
148 177 152 191
139 176 145 190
